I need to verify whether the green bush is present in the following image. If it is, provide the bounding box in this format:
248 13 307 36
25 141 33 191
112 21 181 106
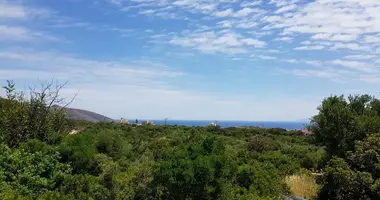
0 144 71 198
247 135 279 153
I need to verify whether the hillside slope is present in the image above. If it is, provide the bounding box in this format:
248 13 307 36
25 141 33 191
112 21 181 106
52 105 113 122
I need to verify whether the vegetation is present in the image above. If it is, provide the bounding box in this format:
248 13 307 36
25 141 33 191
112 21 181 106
285 174 318 199
311 94 380 200
1 80 380 200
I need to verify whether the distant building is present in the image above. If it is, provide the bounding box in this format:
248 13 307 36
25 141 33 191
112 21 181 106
143 120 155 125
119 118 130 124
208 122 217 127
301 129 312 135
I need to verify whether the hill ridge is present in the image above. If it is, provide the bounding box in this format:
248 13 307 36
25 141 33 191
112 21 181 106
52 105 113 122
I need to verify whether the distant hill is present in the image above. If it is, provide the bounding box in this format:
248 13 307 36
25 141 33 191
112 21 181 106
52 105 113 123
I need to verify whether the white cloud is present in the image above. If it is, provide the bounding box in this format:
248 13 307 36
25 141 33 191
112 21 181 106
358 75 380 84
256 55 276 60
0 1 53 20
265 0 380 57
0 49 183 88
241 38 266 47
330 59 377 73
263 15 283 23
275 4 297 14
0 25 60 42
290 68 347 82
311 33 358 42
363 35 380 43
233 7 263 17
169 30 265 54
300 41 311 45
236 21 258 29
275 37 292 42
217 20 233 28
269 0 299 7
304 60 322 66
241 1 262 7
285 59 298 63
0 25 31 41
0 1 26 19
295 45 325 50
331 43 371 51
139 9 156 14
213 8 233 17
345 54 377 60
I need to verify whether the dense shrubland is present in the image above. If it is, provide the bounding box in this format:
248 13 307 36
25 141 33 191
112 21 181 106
0 81 379 200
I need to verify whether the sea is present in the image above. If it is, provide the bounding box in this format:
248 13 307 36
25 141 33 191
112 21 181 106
129 120 309 130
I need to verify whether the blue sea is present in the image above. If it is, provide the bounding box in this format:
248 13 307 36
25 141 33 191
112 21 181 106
131 120 309 130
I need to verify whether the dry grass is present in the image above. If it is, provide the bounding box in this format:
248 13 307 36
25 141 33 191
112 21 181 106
285 174 318 199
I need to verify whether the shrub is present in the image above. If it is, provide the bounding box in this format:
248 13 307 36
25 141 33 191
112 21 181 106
285 174 318 199
247 135 279 153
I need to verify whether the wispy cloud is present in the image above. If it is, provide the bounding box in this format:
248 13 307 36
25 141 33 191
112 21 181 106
0 49 183 87
0 25 60 42
295 45 325 50
169 30 265 54
345 55 377 60
0 1 26 19
0 0 53 20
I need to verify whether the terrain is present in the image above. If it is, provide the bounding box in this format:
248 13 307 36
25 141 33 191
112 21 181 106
1 81 380 200
52 105 113 123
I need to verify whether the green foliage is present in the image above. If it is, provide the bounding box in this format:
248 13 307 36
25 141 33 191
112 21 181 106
9 80 378 199
318 157 376 200
257 152 301 177
311 95 361 157
0 80 69 147
58 174 111 199
281 144 327 170
153 135 236 200
59 133 99 175
235 162 284 197
312 94 380 199
0 143 71 198
95 129 131 160
247 135 279 153
348 133 380 179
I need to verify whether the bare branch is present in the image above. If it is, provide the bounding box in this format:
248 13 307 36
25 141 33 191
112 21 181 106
62 92 78 109
47 80 68 109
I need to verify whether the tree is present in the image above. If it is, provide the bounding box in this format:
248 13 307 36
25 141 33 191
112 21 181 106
348 133 380 179
153 135 237 200
247 135 279 153
0 80 75 146
311 95 366 157
0 143 72 198
318 157 375 200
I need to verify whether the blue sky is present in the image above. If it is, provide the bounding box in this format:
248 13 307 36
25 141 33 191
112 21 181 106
0 0 380 121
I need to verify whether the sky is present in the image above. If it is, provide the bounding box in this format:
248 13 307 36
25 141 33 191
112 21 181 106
0 0 380 121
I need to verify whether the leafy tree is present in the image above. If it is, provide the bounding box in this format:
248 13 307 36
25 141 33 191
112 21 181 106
58 174 111 199
235 162 284 197
311 95 365 157
153 135 237 200
318 157 374 200
0 144 71 198
247 135 279 153
348 133 380 179
58 133 99 175
0 80 73 147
